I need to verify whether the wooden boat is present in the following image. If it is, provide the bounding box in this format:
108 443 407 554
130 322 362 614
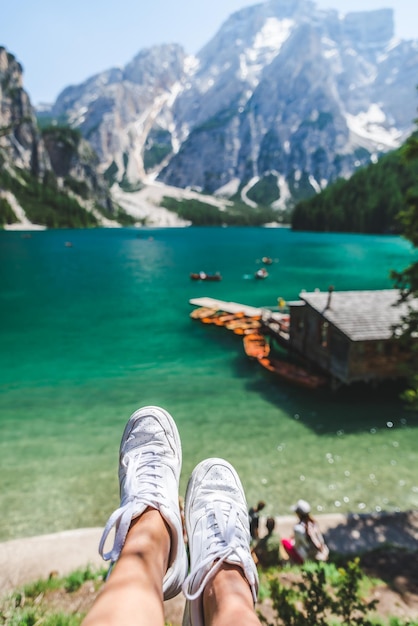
254 268 268 279
225 317 259 330
201 311 227 324
243 332 270 359
259 356 328 389
190 307 219 320
190 272 222 281
241 326 263 335
233 321 261 335
213 312 246 326
224 314 261 328
227 319 261 334
261 256 273 265
258 356 327 389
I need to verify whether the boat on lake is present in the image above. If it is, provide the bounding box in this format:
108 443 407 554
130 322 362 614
190 272 222 281
201 311 227 324
254 267 268 279
190 306 219 319
258 356 327 389
213 311 246 326
243 332 270 359
225 316 261 331
233 323 262 335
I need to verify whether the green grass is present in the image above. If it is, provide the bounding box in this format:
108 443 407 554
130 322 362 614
1 566 107 626
1 559 417 626
257 558 418 626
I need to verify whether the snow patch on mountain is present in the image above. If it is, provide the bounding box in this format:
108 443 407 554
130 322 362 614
268 172 292 211
215 178 241 197
241 177 259 207
346 103 403 150
253 17 294 57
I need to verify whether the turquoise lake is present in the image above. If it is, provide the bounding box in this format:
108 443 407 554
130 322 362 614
0 226 417 541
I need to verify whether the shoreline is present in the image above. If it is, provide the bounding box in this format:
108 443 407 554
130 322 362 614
1 510 417 595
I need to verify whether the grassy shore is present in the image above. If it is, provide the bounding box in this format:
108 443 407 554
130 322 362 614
1 545 418 626
1 512 417 624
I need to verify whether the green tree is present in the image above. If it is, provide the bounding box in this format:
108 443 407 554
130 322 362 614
258 560 378 626
391 128 418 407
291 146 418 234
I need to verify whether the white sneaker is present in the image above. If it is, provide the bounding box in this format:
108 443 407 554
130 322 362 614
98 405 188 600
182 458 259 626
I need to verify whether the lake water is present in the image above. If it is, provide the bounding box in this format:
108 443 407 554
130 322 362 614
0 226 417 541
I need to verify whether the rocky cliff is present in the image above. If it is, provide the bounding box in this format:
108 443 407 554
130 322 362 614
0 47 49 175
50 44 189 189
0 47 119 228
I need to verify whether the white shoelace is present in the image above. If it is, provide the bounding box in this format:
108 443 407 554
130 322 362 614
99 446 168 563
182 500 257 603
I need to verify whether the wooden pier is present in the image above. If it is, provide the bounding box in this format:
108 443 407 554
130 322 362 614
190 289 418 388
189 297 289 337
189 297 263 318
189 297 287 321
189 296 321 388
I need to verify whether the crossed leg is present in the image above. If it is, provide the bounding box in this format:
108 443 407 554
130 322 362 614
83 511 260 626
81 406 261 626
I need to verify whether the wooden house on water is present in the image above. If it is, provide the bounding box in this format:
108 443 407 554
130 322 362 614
280 288 415 386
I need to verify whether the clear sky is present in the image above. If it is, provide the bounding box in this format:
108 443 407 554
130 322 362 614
1 0 417 105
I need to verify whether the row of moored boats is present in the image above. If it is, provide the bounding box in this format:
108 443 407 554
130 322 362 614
190 306 263 335
190 305 327 389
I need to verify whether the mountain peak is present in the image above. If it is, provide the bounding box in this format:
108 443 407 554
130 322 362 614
44 1 417 211
342 8 394 46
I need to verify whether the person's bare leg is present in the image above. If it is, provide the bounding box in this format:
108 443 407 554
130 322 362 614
82 508 170 626
182 459 259 626
83 406 188 625
203 563 261 626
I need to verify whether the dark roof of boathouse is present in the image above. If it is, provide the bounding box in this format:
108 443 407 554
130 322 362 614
296 289 416 342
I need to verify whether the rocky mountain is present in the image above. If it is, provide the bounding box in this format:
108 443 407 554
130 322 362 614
0 48 48 175
0 46 119 229
46 0 418 214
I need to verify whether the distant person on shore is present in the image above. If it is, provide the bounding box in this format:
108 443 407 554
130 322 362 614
82 405 261 626
252 516 282 568
281 499 329 564
248 500 266 541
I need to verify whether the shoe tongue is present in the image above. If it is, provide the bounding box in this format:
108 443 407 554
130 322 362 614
206 489 243 518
